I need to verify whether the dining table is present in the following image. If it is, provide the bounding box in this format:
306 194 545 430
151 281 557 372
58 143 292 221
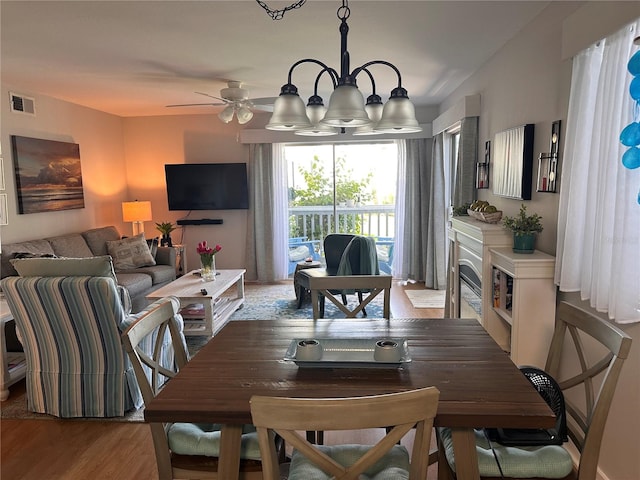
144 318 555 480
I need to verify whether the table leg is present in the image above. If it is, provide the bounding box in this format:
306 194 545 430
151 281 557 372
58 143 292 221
451 428 480 480
218 423 243 480
310 289 320 320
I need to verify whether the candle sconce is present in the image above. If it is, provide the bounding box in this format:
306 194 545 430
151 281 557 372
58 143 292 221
537 120 561 193
476 140 490 189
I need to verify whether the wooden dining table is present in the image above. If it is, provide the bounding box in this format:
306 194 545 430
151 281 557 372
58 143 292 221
144 318 555 480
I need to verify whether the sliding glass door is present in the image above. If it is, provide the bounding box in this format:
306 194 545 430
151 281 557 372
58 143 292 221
284 142 398 275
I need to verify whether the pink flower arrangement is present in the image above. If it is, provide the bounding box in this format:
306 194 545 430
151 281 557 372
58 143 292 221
197 241 222 268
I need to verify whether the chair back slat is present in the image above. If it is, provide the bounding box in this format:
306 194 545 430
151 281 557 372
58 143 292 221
121 297 187 405
251 387 439 480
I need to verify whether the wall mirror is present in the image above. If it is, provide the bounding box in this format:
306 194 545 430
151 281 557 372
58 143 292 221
492 124 534 200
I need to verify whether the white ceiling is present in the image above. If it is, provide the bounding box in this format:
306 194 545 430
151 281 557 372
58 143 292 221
1 1 551 118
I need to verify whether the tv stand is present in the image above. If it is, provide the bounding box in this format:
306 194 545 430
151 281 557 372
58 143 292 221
177 219 223 226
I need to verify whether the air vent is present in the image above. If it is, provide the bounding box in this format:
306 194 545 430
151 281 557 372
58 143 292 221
9 92 36 115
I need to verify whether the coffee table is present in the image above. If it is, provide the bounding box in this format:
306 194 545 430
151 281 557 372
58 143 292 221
146 269 245 337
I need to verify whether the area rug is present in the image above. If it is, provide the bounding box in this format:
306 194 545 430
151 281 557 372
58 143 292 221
229 281 387 320
404 289 446 308
1 281 385 422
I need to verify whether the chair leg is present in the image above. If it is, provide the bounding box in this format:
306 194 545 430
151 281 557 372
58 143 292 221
358 291 367 317
319 296 325 318
296 286 304 309
341 293 347 305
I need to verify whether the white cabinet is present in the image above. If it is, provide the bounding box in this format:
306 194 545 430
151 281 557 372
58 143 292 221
448 217 512 345
489 247 556 368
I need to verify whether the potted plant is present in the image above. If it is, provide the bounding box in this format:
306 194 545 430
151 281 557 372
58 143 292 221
155 221 176 247
502 204 543 253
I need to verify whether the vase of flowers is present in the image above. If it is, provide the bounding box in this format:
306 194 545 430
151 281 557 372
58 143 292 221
197 241 221 281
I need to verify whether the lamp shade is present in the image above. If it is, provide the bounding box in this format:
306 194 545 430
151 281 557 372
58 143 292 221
374 97 422 133
218 106 235 124
122 201 152 222
353 101 385 136
266 93 312 130
295 104 339 136
321 85 371 127
236 106 254 125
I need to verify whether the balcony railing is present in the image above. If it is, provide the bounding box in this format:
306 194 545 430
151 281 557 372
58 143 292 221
289 204 395 242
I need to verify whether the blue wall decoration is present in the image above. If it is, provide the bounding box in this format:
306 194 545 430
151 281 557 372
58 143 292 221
621 46 640 204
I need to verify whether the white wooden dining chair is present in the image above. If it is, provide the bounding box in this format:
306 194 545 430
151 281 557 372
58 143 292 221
121 296 268 480
437 301 632 480
251 387 440 480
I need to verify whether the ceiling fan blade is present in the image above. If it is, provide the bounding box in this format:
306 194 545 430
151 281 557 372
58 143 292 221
195 91 229 103
251 104 274 112
250 97 278 106
166 102 225 107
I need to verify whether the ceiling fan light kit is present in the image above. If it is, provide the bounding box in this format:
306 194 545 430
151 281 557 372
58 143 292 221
169 80 273 125
265 0 421 136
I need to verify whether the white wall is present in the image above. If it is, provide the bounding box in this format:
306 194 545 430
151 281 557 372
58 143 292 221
439 4 639 479
121 114 254 273
1 85 129 244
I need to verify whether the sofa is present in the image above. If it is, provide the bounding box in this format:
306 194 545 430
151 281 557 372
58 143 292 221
1 226 177 313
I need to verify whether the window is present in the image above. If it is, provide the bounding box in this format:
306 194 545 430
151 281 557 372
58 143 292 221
284 142 398 275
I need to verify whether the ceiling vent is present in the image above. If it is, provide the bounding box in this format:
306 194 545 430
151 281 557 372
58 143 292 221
9 92 36 115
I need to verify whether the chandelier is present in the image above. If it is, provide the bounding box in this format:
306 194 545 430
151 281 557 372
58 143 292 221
264 0 421 136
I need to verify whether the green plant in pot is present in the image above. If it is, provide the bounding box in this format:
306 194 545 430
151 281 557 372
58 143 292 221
502 204 543 254
155 221 176 247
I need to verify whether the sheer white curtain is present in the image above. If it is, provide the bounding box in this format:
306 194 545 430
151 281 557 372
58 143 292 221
245 143 289 282
555 19 640 323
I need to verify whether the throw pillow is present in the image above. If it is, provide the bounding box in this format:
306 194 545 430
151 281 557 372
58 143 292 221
106 234 156 271
10 255 117 284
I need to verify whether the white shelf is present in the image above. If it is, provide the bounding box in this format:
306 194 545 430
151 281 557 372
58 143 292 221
489 247 557 368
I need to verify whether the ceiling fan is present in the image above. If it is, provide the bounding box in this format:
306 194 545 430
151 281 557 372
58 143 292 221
167 81 275 124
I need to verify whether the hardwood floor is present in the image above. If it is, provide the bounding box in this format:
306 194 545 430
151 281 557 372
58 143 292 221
1 281 443 480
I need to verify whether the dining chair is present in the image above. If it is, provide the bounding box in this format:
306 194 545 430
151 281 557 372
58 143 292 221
121 296 270 480
319 233 381 317
250 387 440 480
437 301 632 480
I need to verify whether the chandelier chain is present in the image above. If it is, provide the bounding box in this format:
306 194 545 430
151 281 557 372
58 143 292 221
255 0 307 20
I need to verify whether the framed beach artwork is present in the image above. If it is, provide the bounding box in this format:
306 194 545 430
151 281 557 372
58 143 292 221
10 135 85 214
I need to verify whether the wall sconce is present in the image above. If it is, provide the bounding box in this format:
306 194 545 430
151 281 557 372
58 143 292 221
122 200 152 236
537 120 561 193
476 140 490 189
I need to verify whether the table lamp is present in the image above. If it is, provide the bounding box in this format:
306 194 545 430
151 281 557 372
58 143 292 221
122 200 152 236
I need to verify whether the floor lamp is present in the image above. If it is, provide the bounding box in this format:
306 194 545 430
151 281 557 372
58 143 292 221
122 201 152 236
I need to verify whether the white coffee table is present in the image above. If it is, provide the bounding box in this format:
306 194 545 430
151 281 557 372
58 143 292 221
146 269 245 337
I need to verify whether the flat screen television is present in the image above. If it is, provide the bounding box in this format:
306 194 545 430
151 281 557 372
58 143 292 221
165 163 249 210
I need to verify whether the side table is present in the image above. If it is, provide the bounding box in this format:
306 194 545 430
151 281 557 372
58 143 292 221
1 298 26 401
294 260 322 308
173 244 187 277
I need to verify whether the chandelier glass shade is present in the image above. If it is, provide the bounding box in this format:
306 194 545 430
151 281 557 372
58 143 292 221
266 0 421 135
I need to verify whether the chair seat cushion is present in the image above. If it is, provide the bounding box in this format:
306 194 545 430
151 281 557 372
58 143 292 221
438 428 573 478
288 443 410 480
167 423 262 460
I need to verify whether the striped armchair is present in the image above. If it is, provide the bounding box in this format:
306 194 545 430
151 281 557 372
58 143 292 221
1 276 181 418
